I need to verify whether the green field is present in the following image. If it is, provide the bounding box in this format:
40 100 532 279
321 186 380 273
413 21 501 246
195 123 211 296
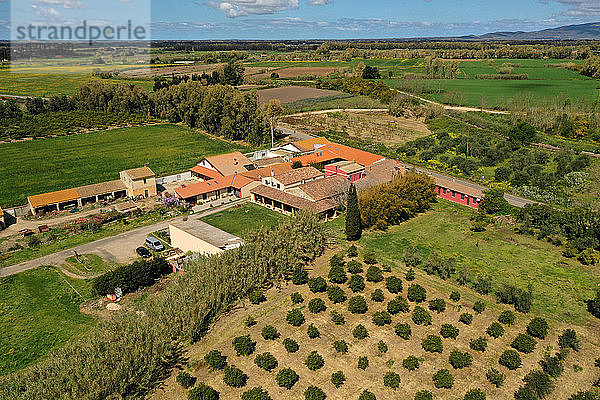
357 200 600 325
200 203 288 236
0 71 153 97
0 124 247 207
0 267 94 375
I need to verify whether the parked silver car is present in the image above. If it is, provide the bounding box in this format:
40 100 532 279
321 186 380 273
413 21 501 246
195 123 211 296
145 237 164 251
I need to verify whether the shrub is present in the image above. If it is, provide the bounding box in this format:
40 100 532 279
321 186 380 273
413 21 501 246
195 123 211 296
292 268 309 285
307 324 320 339
511 333 537 354
450 291 461 302
464 389 486 400
486 322 505 338
522 370 554 399
371 289 385 302
248 289 266 304
329 265 347 284
596 358 600 368
304 386 326 400
331 371 346 388
327 285 347 304
384 371 401 389
223 365 248 388
244 316 257 327
472 274 492 295
92 258 171 297
412 306 432 325
405 268 415 281
276 368 299 389
283 338 299 353
176 371 196 389
188 383 219 400
308 277 327 293
539 353 564 378
305 351 325 371
291 292 304 304
329 253 345 269
429 298 446 313
377 340 388 354
473 300 486 314
372 311 392 326
232 335 256 357
348 296 368 314
261 325 280 341
414 390 433 400
359 390 376 400
254 352 278 372
559 328 581 351
514 386 538 400
347 260 363 274
363 251 377 265
449 350 473 369
407 284 427 302
333 340 349 354
422 335 443 353
308 298 327 314
241 387 271 400
498 310 515 326
433 369 454 389
499 349 522 370
386 276 403 294
569 391 600 400
527 317 549 339
440 324 459 339
496 283 533 313
486 368 505 388
403 355 421 371
347 245 358 258
459 313 473 325
469 337 488 352
366 266 383 282
353 324 369 339
387 296 410 314
286 309 305 327
358 356 369 370
395 322 412 340
330 310 345 325
204 350 227 371
348 274 365 293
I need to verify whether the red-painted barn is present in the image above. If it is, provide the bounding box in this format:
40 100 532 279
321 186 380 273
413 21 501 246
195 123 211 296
432 175 483 209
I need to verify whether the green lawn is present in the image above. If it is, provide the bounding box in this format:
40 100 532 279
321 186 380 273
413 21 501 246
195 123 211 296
61 254 117 278
0 267 94 375
357 200 600 325
200 203 288 236
0 124 247 207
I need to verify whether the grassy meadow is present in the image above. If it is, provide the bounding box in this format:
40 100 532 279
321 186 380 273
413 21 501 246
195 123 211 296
357 200 600 325
0 267 94 375
200 203 288 237
0 124 247 207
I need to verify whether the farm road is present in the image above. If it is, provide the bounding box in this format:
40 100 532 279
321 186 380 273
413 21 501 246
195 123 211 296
0 200 245 278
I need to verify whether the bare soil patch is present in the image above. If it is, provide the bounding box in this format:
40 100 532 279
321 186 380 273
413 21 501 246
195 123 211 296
120 64 266 78
257 86 343 105
280 111 431 146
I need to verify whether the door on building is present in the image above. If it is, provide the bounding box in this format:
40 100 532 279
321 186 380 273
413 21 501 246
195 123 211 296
144 189 149 198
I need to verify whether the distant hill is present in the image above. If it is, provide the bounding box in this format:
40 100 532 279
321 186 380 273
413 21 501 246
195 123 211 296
460 22 600 41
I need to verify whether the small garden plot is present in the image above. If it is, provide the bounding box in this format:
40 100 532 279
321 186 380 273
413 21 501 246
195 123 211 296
257 86 344 105
152 247 600 400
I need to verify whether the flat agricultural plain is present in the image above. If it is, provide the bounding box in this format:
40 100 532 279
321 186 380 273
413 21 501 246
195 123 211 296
257 86 344 105
0 124 247 207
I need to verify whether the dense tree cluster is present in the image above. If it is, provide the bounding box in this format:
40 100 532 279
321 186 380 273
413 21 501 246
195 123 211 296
359 173 437 230
316 77 394 103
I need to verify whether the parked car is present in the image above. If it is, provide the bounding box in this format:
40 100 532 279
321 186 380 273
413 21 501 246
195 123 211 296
145 236 164 251
136 246 151 258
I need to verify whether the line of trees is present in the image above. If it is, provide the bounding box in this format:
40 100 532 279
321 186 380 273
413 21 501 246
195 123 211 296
316 77 394 103
153 60 245 90
0 212 326 399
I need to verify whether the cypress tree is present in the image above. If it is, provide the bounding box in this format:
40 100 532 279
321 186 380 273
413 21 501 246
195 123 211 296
345 183 362 241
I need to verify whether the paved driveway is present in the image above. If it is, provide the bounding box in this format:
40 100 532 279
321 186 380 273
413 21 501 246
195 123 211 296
0 201 245 277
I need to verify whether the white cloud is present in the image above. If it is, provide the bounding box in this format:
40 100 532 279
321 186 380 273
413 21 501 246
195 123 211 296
547 0 600 16
205 0 299 17
307 0 332 5
30 5 66 21
31 0 85 9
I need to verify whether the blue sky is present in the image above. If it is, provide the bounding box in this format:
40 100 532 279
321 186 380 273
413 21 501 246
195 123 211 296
1 0 599 40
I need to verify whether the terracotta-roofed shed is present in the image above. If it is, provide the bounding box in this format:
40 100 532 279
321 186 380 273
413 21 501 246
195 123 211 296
199 152 254 176
290 175 350 202
250 184 337 217
28 188 81 215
